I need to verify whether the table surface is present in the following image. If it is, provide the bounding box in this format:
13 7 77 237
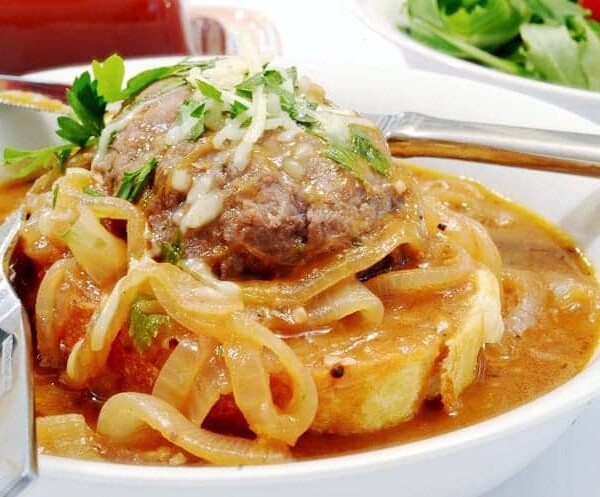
205 1 600 495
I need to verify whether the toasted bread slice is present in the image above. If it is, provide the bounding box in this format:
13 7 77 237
286 268 503 435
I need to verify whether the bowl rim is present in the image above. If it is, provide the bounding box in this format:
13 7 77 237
354 0 600 104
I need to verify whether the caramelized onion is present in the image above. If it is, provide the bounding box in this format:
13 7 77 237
96 392 291 465
366 242 473 297
152 336 217 411
240 216 411 307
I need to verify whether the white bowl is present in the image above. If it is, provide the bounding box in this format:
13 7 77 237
6 56 600 497
354 0 600 123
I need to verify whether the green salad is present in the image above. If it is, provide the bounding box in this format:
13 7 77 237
397 0 600 90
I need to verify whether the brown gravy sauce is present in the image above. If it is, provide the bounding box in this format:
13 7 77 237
4 167 599 462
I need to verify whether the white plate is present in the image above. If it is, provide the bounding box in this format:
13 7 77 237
5 56 600 497
354 0 600 122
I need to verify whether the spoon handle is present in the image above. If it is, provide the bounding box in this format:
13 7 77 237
0 212 37 497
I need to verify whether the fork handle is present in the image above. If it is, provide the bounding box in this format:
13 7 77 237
388 112 600 177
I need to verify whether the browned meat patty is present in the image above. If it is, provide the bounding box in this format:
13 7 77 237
92 79 403 279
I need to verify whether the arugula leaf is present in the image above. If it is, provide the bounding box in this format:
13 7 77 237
160 232 184 265
2 144 73 178
128 299 170 353
116 157 158 202
520 23 589 88
287 101 318 127
403 0 600 90
408 0 529 50
56 71 106 146
520 0 586 23
92 54 126 103
235 72 267 99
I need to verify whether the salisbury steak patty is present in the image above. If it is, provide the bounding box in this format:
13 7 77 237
92 77 403 278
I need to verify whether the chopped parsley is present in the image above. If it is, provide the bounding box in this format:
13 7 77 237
229 100 249 119
172 100 207 142
116 157 158 202
52 185 59 208
122 59 216 100
349 125 391 177
82 185 105 197
326 144 368 185
326 125 391 184
160 232 184 266
196 79 223 102
128 299 170 353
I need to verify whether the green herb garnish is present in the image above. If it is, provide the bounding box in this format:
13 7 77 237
52 185 59 208
82 185 105 197
326 144 368 185
57 71 106 147
2 144 73 178
92 53 126 103
196 79 223 102
160 232 184 266
116 157 158 202
349 125 391 177
326 125 391 184
172 100 207 141
129 299 170 353
229 100 249 119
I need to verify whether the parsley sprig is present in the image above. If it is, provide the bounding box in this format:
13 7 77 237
1 55 215 181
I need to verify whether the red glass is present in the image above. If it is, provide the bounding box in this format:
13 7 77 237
0 0 189 74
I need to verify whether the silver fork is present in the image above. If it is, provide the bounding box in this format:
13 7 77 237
2 76 600 177
364 112 600 178
0 209 37 497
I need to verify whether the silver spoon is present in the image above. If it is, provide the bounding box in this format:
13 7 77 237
0 209 37 496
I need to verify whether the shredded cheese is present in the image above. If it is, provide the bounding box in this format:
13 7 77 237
177 173 223 233
233 85 267 171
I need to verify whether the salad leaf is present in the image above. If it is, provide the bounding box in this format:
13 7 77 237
519 0 586 23
401 0 600 90
520 23 589 88
171 100 207 142
572 16 600 90
408 0 530 50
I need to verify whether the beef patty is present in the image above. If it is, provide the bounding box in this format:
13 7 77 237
92 78 404 279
